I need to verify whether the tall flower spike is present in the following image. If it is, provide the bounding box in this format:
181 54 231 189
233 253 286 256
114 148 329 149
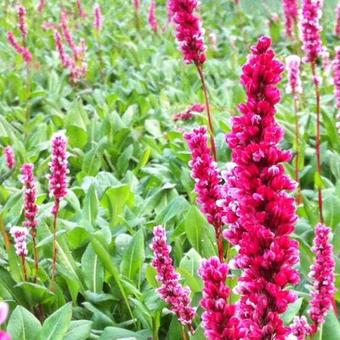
168 0 206 65
301 0 323 63
49 133 69 214
3 146 16 170
93 3 103 32
281 0 298 38
54 31 72 68
21 164 38 229
17 4 28 40
333 47 340 134
308 224 336 334
77 0 86 18
224 36 300 338
286 55 302 97
335 2 340 36
7 32 32 64
37 0 46 12
199 257 240 340
10 226 29 257
184 127 224 261
151 226 196 331
148 0 158 33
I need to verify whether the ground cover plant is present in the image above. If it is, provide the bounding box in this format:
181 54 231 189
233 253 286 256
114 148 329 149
0 0 340 339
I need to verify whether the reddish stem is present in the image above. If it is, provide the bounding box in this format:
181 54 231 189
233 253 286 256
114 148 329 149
311 62 324 224
31 228 39 283
214 224 224 262
51 200 60 291
21 255 28 281
195 63 218 161
293 95 302 205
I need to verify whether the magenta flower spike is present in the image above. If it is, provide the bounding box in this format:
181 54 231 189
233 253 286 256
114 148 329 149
198 257 240 340
77 0 86 18
21 164 38 229
151 226 196 332
49 133 68 214
3 146 16 170
0 302 10 340
168 0 206 65
335 2 340 36
301 0 323 63
223 36 300 338
54 31 72 68
148 0 158 33
281 0 298 38
93 3 103 32
333 47 340 133
17 4 28 41
289 316 312 339
286 55 302 97
10 226 29 257
7 32 32 64
308 224 336 334
60 9 77 55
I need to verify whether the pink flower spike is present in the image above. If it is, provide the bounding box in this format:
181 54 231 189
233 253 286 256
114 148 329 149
17 4 28 40
49 133 69 215
37 0 46 12
148 0 158 33
10 226 29 257
308 224 336 334
223 36 300 338
7 32 32 64
133 0 141 12
288 316 312 340
168 0 207 65
281 0 298 38
3 146 16 170
93 3 103 32
21 164 38 229
335 2 340 36
286 55 302 96
54 31 71 68
301 0 323 63
77 0 86 18
333 47 340 108
151 226 196 329
60 9 77 54
199 257 240 340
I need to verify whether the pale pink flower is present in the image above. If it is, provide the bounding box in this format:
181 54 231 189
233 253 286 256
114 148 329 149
93 3 103 32
3 146 16 170
17 4 28 40
10 227 29 257
7 32 32 64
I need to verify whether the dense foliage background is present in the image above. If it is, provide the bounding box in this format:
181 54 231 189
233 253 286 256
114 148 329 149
0 0 340 339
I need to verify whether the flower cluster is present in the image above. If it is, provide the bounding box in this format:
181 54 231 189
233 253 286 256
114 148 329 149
184 127 223 228
151 226 196 328
308 224 336 334
21 164 38 229
0 302 10 340
288 316 312 340
321 46 330 74
37 0 46 12
198 257 240 340
286 55 302 97
17 4 28 40
55 9 87 82
281 0 298 38
168 0 206 64
3 146 16 170
173 103 205 121
148 0 158 33
93 3 103 32
333 47 340 133
224 36 300 338
10 226 29 257
77 0 86 18
335 2 340 36
7 32 32 64
49 133 69 215
301 0 323 63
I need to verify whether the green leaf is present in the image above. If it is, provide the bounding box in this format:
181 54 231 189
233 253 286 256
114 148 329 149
281 298 303 324
81 183 99 230
40 303 72 340
322 310 340 339
64 320 92 340
7 306 42 340
100 327 151 340
14 282 55 306
120 229 145 281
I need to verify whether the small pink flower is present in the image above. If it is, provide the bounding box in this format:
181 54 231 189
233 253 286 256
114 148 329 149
301 0 323 63
148 0 158 33
17 4 28 40
10 226 29 257
93 3 103 32
320 46 330 74
289 316 312 340
173 103 205 121
49 133 69 215
21 163 38 229
3 146 16 170
286 55 302 96
77 0 86 18
308 224 336 334
281 0 298 38
168 0 207 65
7 32 32 64
151 226 196 328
